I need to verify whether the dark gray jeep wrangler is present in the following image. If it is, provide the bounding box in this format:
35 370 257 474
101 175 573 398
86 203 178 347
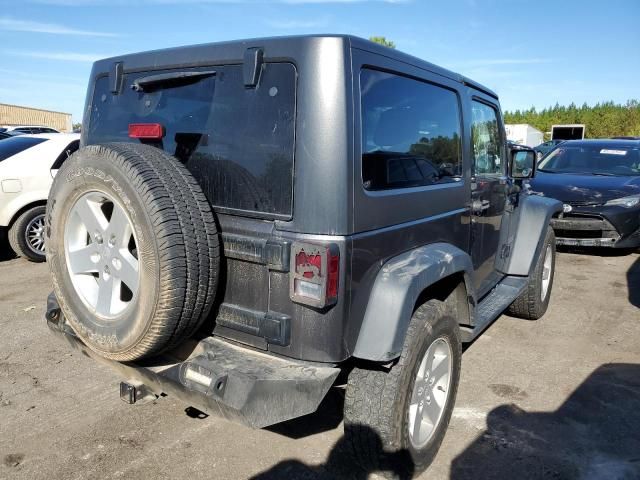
45 35 561 477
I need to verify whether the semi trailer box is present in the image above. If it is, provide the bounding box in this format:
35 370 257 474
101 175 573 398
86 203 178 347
551 124 585 140
505 124 544 147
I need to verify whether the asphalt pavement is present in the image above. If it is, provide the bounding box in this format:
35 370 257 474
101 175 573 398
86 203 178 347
1 244 639 479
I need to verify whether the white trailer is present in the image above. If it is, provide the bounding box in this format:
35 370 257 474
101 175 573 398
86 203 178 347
505 124 544 147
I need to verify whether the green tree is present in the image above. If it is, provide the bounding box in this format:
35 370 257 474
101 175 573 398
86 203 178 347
504 100 640 139
369 36 396 49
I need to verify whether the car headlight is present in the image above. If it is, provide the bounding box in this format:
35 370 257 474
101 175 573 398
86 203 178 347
605 195 640 208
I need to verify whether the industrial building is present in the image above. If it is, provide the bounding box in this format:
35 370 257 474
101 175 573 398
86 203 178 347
0 103 72 132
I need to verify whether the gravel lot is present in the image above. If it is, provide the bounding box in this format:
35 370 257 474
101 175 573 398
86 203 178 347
1 242 639 480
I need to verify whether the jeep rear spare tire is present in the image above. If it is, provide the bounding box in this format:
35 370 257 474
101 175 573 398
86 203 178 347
46 143 220 361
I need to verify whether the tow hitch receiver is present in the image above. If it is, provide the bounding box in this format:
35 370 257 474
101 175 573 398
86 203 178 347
120 381 157 405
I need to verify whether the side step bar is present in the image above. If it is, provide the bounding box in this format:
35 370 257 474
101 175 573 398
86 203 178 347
460 276 528 343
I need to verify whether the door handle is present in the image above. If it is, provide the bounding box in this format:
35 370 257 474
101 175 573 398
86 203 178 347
471 199 490 214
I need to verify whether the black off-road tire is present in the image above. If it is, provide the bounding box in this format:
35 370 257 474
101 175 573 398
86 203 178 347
46 143 220 361
8 205 47 262
344 299 462 479
507 227 555 320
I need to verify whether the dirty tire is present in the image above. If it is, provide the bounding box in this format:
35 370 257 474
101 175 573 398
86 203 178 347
507 226 555 320
189 155 274 213
344 299 462 479
8 205 46 262
46 143 220 361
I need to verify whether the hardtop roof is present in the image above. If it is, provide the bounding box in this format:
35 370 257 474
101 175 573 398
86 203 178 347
93 34 498 99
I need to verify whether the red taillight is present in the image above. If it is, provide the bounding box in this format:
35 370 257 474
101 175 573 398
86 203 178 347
326 250 339 300
128 123 164 139
290 242 340 308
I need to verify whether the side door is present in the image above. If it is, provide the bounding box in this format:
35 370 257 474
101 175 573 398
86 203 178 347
469 97 508 297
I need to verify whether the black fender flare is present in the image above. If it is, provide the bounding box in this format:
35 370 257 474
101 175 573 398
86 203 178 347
353 242 474 362
500 194 562 277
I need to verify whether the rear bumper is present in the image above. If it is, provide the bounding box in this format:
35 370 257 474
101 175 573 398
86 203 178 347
46 294 339 428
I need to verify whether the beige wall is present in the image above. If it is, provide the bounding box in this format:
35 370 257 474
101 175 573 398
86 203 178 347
0 103 72 132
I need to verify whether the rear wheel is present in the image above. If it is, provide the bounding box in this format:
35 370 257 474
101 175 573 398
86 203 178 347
8 205 46 262
46 143 220 361
507 226 556 320
344 299 462 478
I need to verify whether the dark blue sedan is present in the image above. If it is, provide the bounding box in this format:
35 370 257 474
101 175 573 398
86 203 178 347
530 139 640 248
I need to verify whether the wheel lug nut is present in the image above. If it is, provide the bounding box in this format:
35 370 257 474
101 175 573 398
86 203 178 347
95 233 103 244
108 235 116 247
112 258 121 270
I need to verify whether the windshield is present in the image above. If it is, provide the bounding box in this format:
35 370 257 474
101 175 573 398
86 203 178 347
0 136 48 161
538 145 640 176
87 63 297 218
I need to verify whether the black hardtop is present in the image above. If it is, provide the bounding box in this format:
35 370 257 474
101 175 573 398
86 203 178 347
91 34 497 97
84 34 501 237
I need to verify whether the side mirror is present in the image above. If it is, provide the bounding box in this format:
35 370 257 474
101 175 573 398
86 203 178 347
510 149 536 179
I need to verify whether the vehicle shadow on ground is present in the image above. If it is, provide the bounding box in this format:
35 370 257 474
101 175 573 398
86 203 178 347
254 364 640 479
0 230 17 262
252 389 415 479
254 428 414 479
628 256 640 308
451 363 640 480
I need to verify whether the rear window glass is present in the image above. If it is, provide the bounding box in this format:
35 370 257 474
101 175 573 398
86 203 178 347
360 68 462 191
86 63 297 218
0 136 48 161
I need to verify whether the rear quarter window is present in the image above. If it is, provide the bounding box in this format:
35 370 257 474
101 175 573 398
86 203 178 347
360 68 462 191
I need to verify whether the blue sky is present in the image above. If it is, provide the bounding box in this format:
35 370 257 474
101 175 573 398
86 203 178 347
2 0 639 123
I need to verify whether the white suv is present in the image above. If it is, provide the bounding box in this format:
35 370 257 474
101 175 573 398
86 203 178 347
0 133 80 261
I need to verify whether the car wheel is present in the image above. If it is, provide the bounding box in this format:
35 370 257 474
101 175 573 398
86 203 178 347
507 226 556 320
344 299 462 478
46 143 220 361
8 205 47 262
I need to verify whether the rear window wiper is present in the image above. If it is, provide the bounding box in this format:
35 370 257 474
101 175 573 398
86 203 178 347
131 70 216 92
